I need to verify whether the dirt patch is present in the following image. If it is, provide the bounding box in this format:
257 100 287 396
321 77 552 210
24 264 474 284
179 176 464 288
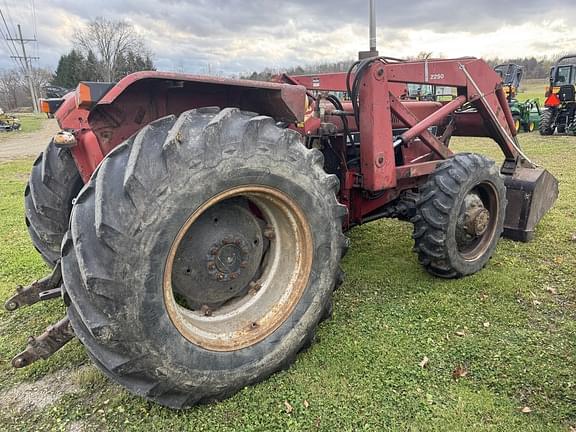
67 420 88 432
0 366 89 414
0 119 59 162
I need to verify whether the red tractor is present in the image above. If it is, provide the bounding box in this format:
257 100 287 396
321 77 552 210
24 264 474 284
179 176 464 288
7 50 558 408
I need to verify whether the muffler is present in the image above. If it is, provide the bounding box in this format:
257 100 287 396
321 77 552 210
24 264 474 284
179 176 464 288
502 167 559 242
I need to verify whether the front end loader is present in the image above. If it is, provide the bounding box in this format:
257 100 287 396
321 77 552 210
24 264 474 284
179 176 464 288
7 46 558 409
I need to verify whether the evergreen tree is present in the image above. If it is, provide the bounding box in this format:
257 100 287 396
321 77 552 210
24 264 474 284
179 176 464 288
82 50 102 81
52 50 86 88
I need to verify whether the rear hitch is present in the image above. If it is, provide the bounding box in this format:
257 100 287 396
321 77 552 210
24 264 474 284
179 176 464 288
4 262 62 311
12 317 75 368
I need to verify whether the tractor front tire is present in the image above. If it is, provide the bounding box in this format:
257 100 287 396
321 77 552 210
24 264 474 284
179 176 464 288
61 108 347 408
524 120 535 133
412 153 506 278
539 109 555 135
25 141 83 266
513 116 521 133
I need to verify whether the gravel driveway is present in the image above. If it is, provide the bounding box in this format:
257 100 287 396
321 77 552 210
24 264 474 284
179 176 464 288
0 119 59 161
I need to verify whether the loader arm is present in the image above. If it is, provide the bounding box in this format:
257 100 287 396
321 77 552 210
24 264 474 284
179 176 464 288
289 57 526 190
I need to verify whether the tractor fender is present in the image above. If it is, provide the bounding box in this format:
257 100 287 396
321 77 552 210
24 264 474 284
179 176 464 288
86 71 307 156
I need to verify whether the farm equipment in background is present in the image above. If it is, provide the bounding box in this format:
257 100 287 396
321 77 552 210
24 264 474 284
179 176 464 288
540 54 576 135
494 63 540 132
6 2 558 409
510 98 541 133
0 109 21 131
41 86 72 118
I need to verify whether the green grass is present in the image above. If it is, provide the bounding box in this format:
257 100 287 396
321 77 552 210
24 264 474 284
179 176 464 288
3 113 45 135
517 79 548 102
0 134 575 431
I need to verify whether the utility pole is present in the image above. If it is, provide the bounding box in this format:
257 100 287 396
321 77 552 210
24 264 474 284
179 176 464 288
8 24 39 113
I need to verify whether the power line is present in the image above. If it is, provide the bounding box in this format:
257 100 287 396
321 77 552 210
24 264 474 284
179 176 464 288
0 8 26 71
29 0 38 63
7 24 39 112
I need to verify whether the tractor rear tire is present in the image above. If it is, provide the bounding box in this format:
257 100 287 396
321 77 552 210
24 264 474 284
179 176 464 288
412 153 506 278
61 108 347 408
25 141 83 267
539 109 555 135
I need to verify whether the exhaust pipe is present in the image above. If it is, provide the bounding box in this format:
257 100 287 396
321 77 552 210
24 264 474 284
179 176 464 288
369 0 377 53
359 0 379 59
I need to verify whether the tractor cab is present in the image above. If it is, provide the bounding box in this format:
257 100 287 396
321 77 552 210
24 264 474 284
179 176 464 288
546 55 576 105
494 64 523 101
493 64 540 133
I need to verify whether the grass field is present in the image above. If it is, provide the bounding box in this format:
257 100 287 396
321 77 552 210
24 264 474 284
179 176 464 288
517 79 548 102
4 113 45 135
0 133 574 431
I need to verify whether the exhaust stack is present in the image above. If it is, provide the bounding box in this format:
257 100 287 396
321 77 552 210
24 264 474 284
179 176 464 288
359 0 379 59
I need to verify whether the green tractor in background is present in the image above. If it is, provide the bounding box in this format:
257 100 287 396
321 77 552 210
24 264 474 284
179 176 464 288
494 64 541 133
540 54 576 135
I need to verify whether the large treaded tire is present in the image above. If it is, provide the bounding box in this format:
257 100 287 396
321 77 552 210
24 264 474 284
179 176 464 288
539 109 555 135
61 108 348 408
24 141 83 266
411 153 506 279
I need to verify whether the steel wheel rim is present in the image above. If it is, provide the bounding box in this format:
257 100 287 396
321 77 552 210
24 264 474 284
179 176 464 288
455 182 500 261
163 185 313 352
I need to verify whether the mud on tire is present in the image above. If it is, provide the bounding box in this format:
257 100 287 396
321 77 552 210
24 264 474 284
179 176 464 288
25 141 83 266
61 108 348 408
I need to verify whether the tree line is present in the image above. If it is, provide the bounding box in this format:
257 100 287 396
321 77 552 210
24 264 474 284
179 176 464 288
242 56 562 81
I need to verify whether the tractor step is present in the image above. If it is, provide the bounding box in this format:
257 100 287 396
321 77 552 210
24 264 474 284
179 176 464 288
503 167 559 242
12 317 75 368
4 262 62 311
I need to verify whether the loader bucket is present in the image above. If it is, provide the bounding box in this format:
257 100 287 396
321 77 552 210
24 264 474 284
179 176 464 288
502 167 559 242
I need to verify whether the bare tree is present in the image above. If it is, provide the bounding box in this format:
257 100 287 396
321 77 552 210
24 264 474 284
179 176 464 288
31 68 54 98
0 70 22 110
74 17 150 82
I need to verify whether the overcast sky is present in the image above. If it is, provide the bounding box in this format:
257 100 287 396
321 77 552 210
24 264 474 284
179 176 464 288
2 0 576 76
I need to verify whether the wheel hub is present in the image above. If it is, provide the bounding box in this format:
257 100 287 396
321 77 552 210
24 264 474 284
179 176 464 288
456 192 491 251
207 237 249 281
463 206 490 236
171 199 265 310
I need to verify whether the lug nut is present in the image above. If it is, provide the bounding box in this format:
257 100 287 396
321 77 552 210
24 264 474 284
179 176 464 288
263 226 275 240
248 281 262 295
